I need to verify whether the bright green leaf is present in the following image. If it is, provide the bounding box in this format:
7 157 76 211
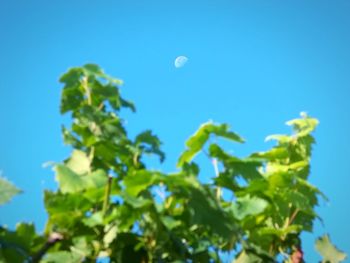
177 122 244 167
124 170 161 196
66 150 91 174
54 164 85 194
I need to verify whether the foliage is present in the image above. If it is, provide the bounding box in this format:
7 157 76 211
315 235 347 263
0 177 21 205
0 64 347 262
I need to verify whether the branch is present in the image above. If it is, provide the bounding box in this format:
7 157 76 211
288 208 300 226
31 232 63 263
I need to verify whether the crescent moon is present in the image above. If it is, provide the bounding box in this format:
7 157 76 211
174 56 188 68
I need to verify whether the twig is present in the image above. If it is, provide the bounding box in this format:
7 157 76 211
102 176 113 215
212 158 222 199
288 208 299 226
201 149 222 200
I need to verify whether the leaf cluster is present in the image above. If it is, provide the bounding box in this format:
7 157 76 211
0 65 346 263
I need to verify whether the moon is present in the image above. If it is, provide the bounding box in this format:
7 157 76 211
174 56 188 68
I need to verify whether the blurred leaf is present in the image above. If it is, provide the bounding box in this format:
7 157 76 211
82 211 104 227
104 224 118 247
0 177 21 205
250 147 289 160
177 122 244 167
41 251 82 263
315 234 347 263
122 193 153 208
83 63 123 85
55 164 107 194
135 130 165 162
124 170 162 196
71 236 92 258
0 223 41 263
161 216 181 230
187 187 237 239
44 190 92 228
66 150 91 174
54 164 85 194
232 195 268 220
234 250 262 263
286 112 319 137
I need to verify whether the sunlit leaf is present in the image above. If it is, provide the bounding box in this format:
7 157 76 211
124 170 162 196
41 251 82 263
54 164 85 194
66 150 91 174
0 177 21 205
315 234 347 263
286 112 319 137
177 122 244 167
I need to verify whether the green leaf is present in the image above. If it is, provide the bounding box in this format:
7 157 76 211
60 84 84 114
265 134 292 144
44 190 92 228
315 234 347 263
120 97 136 112
234 250 263 263
232 195 268 220
187 187 237 238
283 191 313 213
257 225 303 238
161 216 181 230
177 122 244 167
54 164 85 194
124 170 162 196
104 224 118 246
83 63 123 85
0 177 21 205
55 164 107 194
135 130 165 162
209 143 242 163
210 144 262 182
286 112 319 137
250 147 289 160
0 223 41 263
71 236 92 258
59 67 84 85
82 211 104 227
122 193 153 208
66 150 91 174
233 243 274 263
84 169 108 189
14 223 36 250
41 251 82 263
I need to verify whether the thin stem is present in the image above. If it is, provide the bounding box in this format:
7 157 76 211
82 76 95 165
102 176 113 215
288 208 299 226
201 149 222 200
88 146 95 164
82 76 92 105
212 158 222 200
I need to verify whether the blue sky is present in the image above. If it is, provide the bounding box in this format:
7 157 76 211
1 0 349 261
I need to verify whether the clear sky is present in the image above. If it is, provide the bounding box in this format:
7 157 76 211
0 0 349 261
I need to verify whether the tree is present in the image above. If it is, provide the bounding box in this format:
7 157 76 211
0 64 347 263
